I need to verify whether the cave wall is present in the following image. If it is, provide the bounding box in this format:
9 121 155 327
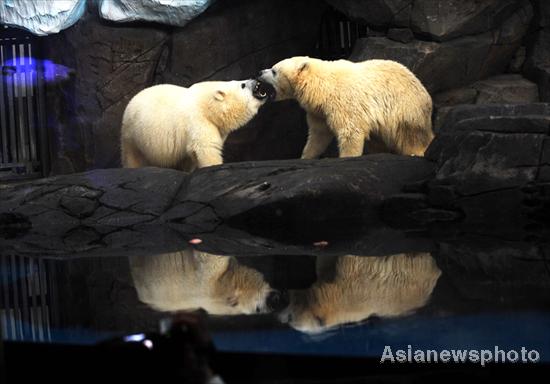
35 0 550 174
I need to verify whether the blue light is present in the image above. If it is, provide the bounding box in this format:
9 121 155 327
3 56 73 83
123 333 147 343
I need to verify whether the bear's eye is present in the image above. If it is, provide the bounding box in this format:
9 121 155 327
272 69 277 76
241 83 245 89
227 297 239 307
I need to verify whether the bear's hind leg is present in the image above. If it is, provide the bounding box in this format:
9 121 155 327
365 135 391 154
121 140 149 168
302 114 334 159
397 124 434 156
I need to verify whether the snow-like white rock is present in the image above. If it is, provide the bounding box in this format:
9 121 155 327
0 0 86 36
99 0 215 27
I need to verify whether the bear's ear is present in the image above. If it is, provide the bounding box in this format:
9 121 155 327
214 90 226 101
298 61 309 73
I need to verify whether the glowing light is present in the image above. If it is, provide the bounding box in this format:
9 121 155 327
142 339 154 349
2 56 73 84
123 333 146 342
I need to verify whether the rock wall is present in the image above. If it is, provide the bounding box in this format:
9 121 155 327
36 0 550 174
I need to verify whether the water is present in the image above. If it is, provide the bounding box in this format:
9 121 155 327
2 229 549 362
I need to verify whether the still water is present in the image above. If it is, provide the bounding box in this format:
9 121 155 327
1 229 549 362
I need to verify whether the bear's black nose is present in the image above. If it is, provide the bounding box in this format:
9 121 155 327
266 290 289 312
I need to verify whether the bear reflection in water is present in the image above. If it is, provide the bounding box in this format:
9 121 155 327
279 253 441 334
130 251 440 330
129 250 277 315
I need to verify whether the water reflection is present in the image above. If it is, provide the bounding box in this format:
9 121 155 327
2 233 549 360
279 253 441 334
129 249 280 315
129 250 441 334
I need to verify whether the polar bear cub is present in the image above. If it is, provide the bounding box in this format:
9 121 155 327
129 249 277 315
258 57 434 157
121 80 274 171
279 253 441 334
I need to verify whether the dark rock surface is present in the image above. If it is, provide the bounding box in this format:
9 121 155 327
387 27 414 43
422 103 550 238
327 0 529 42
524 30 550 102
433 74 539 107
409 0 529 42
325 0 412 28
43 6 169 173
350 4 532 93
0 155 435 258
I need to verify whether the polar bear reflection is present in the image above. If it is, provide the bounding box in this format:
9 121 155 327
279 253 441 334
130 250 274 315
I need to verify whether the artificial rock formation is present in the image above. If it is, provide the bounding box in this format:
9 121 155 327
98 0 214 27
433 74 539 108
2 104 549 258
350 2 533 93
0 155 435 258
0 0 86 36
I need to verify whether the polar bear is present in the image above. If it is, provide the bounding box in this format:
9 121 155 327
278 253 441 334
129 249 281 315
258 57 434 157
120 80 274 170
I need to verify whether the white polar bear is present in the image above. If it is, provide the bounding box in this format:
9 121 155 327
279 253 441 334
258 57 434 157
120 80 274 171
129 249 279 315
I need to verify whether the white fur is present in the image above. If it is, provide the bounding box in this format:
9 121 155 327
129 250 273 315
279 253 441 334
121 80 265 171
259 57 434 157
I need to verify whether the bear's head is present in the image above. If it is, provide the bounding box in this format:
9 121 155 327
203 80 273 134
130 250 280 316
257 56 314 101
212 258 278 315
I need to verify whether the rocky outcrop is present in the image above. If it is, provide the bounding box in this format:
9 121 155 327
325 0 412 27
350 3 533 93
0 155 435 258
327 0 529 41
433 74 539 107
524 22 550 101
409 0 529 41
0 0 86 36
98 0 214 27
423 104 550 238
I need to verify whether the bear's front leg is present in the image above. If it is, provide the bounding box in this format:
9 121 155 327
195 147 223 168
301 114 334 159
337 131 365 158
